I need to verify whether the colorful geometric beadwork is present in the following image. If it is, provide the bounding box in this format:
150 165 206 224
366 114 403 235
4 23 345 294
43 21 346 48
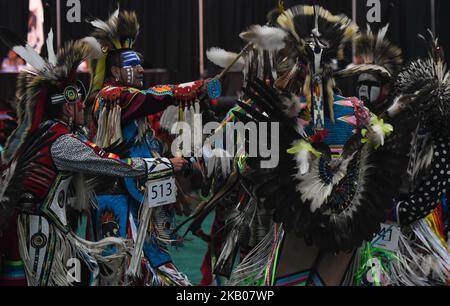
337 114 357 126
207 78 222 99
142 85 174 97
173 80 204 101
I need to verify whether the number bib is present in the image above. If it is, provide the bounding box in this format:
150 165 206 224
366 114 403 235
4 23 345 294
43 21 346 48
145 177 177 208
371 223 401 252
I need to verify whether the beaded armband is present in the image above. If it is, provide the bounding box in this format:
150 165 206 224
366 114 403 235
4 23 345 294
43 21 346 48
173 80 204 101
143 157 174 180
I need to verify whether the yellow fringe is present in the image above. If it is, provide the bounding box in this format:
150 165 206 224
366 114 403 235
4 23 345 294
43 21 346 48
112 39 121 50
92 55 107 96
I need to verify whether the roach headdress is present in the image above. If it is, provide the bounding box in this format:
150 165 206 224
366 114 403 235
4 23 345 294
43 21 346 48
274 5 358 123
238 5 358 125
0 27 89 163
336 24 403 83
389 31 450 133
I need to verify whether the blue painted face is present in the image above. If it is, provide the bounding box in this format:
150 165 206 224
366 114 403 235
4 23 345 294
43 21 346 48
117 50 144 87
120 51 142 68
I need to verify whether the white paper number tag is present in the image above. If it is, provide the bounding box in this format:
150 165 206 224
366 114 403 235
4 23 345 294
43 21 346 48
371 223 400 252
146 177 177 208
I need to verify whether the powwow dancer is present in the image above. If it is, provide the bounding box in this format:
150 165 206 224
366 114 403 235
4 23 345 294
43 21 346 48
202 4 449 286
352 33 450 286
83 9 220 285
0 29 183 285
190 4 421 286
336 23 403 115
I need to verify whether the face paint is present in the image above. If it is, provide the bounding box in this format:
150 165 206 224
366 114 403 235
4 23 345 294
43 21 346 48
357 81 381 104
120 51 142 68
119 50 142 87
125 66 133 85
357 74 382 105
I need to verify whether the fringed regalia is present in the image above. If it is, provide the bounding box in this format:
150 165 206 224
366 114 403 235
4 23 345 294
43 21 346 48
83 9 211 285
351 32 450 286
191 4 439 286
0 31 167 285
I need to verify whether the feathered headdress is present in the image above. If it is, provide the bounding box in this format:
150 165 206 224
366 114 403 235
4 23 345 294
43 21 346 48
83 9 140 97
0 29 91 234
0 27 89 163
336 24 403 82
388 31 450 132
274 5 358 122
212 5 358 119
272 5 358 63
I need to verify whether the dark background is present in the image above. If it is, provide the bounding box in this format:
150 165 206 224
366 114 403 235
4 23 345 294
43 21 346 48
0 0 448 83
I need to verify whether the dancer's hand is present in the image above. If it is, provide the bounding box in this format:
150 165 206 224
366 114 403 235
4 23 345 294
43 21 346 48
170 157 188 173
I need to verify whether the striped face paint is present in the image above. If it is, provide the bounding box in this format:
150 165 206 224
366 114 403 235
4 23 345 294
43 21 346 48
120 51 141 68
125 66 134 85
120 51 142 86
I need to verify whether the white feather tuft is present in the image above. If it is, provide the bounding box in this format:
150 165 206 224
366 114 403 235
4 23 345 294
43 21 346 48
377 24 390 47
239 25 287 51
294 123 307 139
206 47 245 72
202 142 233 179
81 36 103 60
89 19 110 32
89 8 119 32
369 123 385 147
12 45 47 71
112 7 120 19
46 29 56 65
159 105 179 132
297 150 310 175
